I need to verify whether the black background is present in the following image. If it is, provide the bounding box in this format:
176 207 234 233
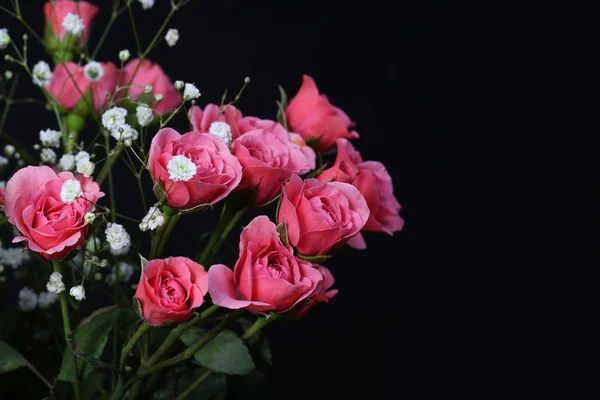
2 1 599 399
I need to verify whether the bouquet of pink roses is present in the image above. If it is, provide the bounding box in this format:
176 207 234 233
0 1 403 399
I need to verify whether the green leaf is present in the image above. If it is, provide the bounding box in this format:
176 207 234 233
304 136 321 150
58 306 122 382
276 223 288 246
0 216 7 227
0 340 26 373
237 320 272 366
153 181 166 201
180 327 255 375
304 161 331 179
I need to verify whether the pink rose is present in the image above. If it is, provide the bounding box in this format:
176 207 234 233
0 186 5 206
47 62 119 112
189 104 243 139
148 128 242 210
135 257 209 326
295 265 338 317
3 166 104 260
277 174 370 256
317 139 404 249
120 59 181 113
232 126 314 205
289 133 317 171
286 75 359 152
208 216 323 313
44 0 99 44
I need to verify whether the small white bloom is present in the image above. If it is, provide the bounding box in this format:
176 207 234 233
69 285 86 301
138 0 155 10
110 123 138 142
84 212 96 223
4 70 13 80
32 61 53 87
18 287 38 311
102 107 128 130
60 179 82 204
75 151 91 162
0 28 10 50
40 148 57 164
174 80 184 90
167 155 197 182
119 49 130 62
143 84 153 94
58 154 76 170
76 158 95 177
3 144 15 157
209 121 232 145
136 104 154 127
0 246 30 269
38 292 59 308
106 262 135 285
124 139 133 147
165 29 179 47
141 206 165 231
0 155 8 167
84 61 104 82
105 223 130 251
39 129 61 148
62 13 85 36
183 83 200 101
244 76 251 84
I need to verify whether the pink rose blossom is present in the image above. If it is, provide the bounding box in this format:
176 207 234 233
3 166 104 260
208 216 323 313
189 104 243 139
135 257 209 326
0 186 5 206
148 128 242 210
295 265 338 317
277 174 370 256
121 59 181 113
286 74 359 152
44 0 99 44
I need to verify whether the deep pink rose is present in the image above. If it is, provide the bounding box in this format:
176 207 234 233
148 128 242 210
47 62 119 112
44 0 99 44
121 59 181 113
317 139 404 249
135 257 208 326
4 166 104 260
277 174 370 256
232 127 315 205
189 104 243 139
295 265 338 317
208 216 323 313
0 186 5 206
286 75 359 152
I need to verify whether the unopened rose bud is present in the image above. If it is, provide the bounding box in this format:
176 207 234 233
84 212 96 223
174 80 184 90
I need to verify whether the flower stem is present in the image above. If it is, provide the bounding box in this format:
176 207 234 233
112 321 152 400
52 260 82 400
97 142 124 186
175 369 212 400
149 205 180 259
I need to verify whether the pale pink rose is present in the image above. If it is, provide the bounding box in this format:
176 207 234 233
148 128 242 210
44 0 99 44
317 139 404 248
286 75 359 152
208 216 323 313
232 127 314 205
47 62 119 112
295 265 338 317
4 166 104 260
135 257 208 326
189 104 243 139
121 59 181 113
277 174 370 256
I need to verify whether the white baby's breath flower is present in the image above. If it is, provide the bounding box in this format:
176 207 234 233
105 223 130 251
0 29 10 50
69 285 86 301
75 151 91 162
111 124 138 142
76 158 95 177
102 107 128 130
40 148 57 164
143 84 153 94
62 13 85 36
18 287 38 311
174 80 184 90
183 83 200 101
209 121 232 145
39 129 61 148
119 49 130 62
0 246 30 269
3 144 15 157
85 237 102 253
154 93 163 102
165 29 179 47
38 292 59 308
136 104 154 126
167 155 196 182
138 0 155 10
60 179 82 204
58 154 76 170
4 70 12 80
84 61 104 82
141 206 164 231
46 272 66 294
32 61 53 87
0 156 8 167
84 212 96 223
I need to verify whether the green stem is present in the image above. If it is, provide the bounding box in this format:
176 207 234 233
104 135 117 223
112 322 152 400
52 261 82 400
97 142 123 186
175 369 212 400
149 205 180 259
196 199 246 265
126 0 142 54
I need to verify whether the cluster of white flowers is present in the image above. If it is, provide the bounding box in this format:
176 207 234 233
102 107 128 130
39 129 61 148
105 262 135 285
136 104 154 126
46 272 66 294
77 157 95 177
165 29 179 47
209 121 233 145
140 206 165 231
62 13 85 36
167 155 197 181
40 148 57 164
105 223 130 252
111 123 139 142
0 243 30 269
84 61 104 82
0 28 10 50
69 285 85 301
183 83 200 101
138 0 155 10
32 61 53 87
58 154 75 170
18 287 38 311
60 179 82 204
